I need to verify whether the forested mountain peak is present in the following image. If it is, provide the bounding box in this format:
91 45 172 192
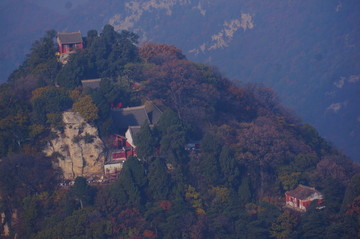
0 25 359 238
2 0 359 163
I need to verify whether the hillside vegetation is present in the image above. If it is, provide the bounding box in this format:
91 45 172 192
1 0 359 161
0 25 359 239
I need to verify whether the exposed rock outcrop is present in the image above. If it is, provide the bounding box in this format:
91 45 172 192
44 111 105 180
0 210 17 238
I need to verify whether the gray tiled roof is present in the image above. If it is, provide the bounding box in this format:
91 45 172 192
145 101 163 125
105 160 125 165
81 79 102 89
111 106 150 134
286 185 321 200
57 31 83 44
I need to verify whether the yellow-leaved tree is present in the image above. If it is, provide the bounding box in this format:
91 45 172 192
72 95 99 122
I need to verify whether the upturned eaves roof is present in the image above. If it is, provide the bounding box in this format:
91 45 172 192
111 106 150 133
57 31 83 44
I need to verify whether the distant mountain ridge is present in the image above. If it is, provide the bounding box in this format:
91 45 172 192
0 0 359 160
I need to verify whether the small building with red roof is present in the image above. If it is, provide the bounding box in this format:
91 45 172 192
285 185 323 212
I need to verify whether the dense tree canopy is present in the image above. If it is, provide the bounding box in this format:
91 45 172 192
72 95 98 122
56 25 140 89
9 30 60 85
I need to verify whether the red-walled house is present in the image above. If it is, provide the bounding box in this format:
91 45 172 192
57 31 83 54
285 185 324 212
110 134 137 160
111 147 136 160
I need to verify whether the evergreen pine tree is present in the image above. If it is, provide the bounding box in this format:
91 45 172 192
147 157 172 200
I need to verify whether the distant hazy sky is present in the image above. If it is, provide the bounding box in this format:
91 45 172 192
28 0 88 14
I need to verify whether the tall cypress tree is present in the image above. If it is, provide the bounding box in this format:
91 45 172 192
199 133 222 187
147 157 172 201
219 146 240 189
119 156 147 207
71 177 95 209
135 122 157 161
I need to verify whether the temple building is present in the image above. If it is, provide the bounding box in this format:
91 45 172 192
57 31 83 54
285 185 324 212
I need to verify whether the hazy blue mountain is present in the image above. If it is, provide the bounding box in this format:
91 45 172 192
0 0 60 80
0 0 359 160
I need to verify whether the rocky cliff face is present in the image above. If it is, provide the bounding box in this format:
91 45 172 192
44 111 105 180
